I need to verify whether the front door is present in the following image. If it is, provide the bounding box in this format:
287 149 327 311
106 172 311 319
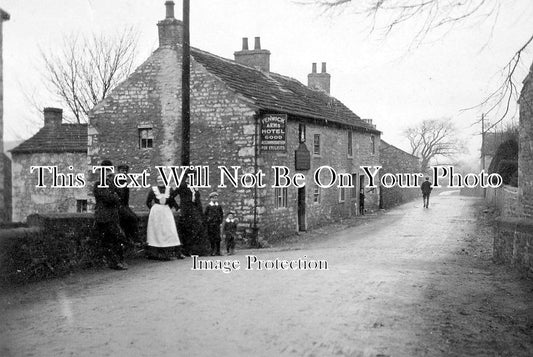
297 186 306 231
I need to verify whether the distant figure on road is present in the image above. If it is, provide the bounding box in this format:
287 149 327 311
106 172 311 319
421 177 433 208
116 164 139 248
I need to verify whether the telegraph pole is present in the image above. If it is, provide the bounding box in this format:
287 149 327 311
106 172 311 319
181 0 190 166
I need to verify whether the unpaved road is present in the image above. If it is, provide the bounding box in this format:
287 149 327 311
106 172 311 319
1 194 532 356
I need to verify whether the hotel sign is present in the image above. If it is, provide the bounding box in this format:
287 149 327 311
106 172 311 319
260 114 287 152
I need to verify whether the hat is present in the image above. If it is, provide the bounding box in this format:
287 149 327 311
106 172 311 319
100 159 113 167
117 164 129 171
209 192 219 198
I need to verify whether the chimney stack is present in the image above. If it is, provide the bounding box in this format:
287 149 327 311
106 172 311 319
308 62 331 94
43 107 63 126
234 36 271 72
157 1 183 47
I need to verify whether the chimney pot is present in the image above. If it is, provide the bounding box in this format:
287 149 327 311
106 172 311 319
43 107 63 126
234 36 270 72
308 62 331 94
165 1 175 19
158 2 183 46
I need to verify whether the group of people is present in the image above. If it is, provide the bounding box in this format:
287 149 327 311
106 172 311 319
93 160 238 270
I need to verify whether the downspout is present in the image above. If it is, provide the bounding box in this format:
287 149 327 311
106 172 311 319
252 112 260 247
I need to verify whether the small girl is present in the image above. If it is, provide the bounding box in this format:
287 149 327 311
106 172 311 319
223 212 238 255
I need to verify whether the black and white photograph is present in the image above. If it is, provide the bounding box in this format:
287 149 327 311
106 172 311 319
1 1 532 356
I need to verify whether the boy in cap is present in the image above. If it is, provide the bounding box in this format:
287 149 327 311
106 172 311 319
223 211 238 255
204 191 223 256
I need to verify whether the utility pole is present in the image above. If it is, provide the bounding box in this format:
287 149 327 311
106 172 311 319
181 0 190 166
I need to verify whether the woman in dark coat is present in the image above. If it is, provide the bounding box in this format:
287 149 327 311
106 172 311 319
176 175 210 256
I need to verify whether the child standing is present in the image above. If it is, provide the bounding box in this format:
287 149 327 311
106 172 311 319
204 192 223 256
223 212 238 255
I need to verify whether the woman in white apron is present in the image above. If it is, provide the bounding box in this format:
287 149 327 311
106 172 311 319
145 177 183 260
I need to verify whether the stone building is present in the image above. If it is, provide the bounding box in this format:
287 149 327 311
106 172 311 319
518 62 533 218
89 1 381 241
379 140 420 208
11 108 88 222
0 8 11 222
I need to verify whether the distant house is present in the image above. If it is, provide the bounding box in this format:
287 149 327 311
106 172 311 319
0 8 11 222
88 1 381 241
10 108 88 222
379 140 420 208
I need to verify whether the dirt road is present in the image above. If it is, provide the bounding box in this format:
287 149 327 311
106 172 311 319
1 194 532 356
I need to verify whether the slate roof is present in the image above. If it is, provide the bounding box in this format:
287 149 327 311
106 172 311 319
10 124 87 154
380 140 419 159
190 47 380 134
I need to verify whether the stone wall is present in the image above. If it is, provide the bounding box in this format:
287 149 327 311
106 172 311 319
486 185 520 217
11 152 89 222
0 213 148 284
519 64 533 218
0 11 10 222
379 141 420 209
1 153 11 220
493 217 533 276
89 43 381 242
258 120 380 240
492 62 533 275
89 45 258 237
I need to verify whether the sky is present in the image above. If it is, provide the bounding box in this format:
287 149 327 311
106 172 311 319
2 0 533 167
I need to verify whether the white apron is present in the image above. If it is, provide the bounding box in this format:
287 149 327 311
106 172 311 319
147 187 181 248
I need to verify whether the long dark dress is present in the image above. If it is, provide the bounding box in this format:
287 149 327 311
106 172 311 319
176 182 210 256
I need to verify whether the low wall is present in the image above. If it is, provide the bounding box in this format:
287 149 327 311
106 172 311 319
486 185 520 217
493 217 533 276
0 212 150 284
380 187 419 209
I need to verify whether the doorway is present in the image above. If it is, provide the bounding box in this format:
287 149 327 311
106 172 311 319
297 186 306 231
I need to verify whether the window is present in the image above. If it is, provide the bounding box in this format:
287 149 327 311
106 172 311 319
351 174 358 198
274 187 288 208
139 128 153 149
313 134 320 155
76 199 88 213
370 135 375 155
313 186 321 204
347 131 353 156
339 187 346 203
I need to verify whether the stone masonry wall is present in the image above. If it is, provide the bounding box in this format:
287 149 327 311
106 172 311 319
379 142 420 209
492 63 533 275
11 152 88 222
89 44 381 243
259 120 381 240
519 65 533 218
89 45 258 238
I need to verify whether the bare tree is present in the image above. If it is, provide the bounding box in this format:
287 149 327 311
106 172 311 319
405 118 463 172
40 27 138 123
300 0 533 129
